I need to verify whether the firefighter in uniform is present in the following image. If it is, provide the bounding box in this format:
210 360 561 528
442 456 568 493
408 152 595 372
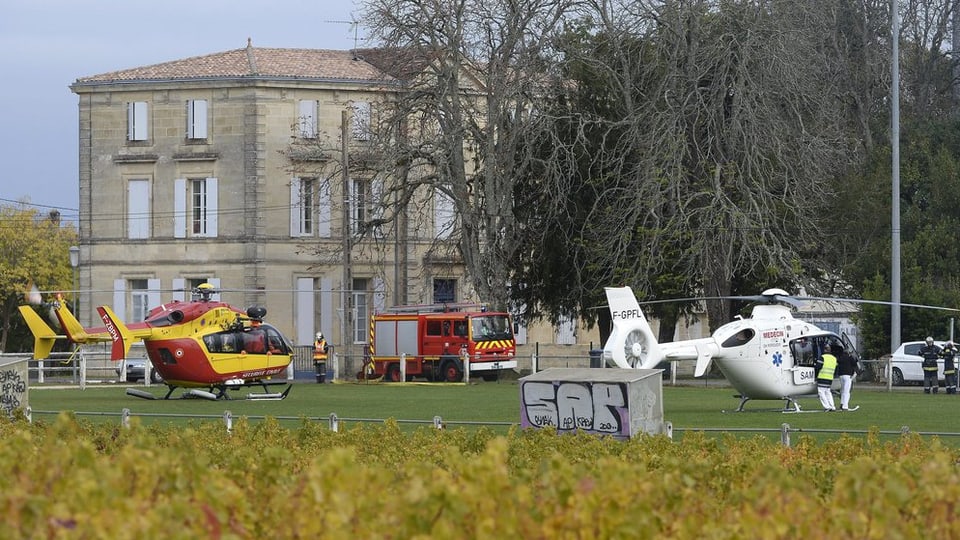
942 340 958 394
815 343 837 411
313 332 329 383
919 337 941 394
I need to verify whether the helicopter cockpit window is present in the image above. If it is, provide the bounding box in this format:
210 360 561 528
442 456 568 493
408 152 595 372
264 327 289 354
242 329 266 354
791 338 817 367
204 331 238 353
204 327 288 355
721 329 755 348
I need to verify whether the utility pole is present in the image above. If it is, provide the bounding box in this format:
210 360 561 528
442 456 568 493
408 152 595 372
891 0 901 355
341 110 352 361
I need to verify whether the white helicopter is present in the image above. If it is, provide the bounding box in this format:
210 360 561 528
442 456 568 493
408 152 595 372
601 286 857 412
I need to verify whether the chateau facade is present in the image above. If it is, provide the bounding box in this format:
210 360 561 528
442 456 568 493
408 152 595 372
70 42 487 360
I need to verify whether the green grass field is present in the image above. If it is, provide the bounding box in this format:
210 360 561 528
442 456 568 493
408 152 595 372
25 378 960 444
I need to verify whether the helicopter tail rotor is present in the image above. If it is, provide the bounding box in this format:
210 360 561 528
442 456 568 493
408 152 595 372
602 287 663 369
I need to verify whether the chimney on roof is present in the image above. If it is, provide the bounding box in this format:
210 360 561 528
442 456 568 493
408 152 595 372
245 38 259 75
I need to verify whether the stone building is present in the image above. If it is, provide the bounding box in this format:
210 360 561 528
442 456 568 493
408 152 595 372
70 41 470 361
69 40 624 371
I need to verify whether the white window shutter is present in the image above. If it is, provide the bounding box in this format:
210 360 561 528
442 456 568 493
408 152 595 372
514 315 527 345
555 313 576 345
127 179 150 239
187 99 208 139
290 177 302 236
320 278 333 342
208 277 221 301
113 279 127 321
147 279 161 311
205 177 218 237
174 179 187 238
128 102 148 141
296 277 315 346
127 103 135 141
298 100 317 138
172 278 185 302
434 185 455 239
318 181 331 238
352 101 370 140
374 277 386 313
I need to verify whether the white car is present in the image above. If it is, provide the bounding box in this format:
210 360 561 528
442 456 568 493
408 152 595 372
887 341 951 386
116 358 164 384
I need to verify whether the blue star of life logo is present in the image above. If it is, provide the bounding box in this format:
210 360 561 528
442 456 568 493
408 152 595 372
771 352 783 367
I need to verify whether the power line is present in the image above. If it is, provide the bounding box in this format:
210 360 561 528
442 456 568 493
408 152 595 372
0 196 78 213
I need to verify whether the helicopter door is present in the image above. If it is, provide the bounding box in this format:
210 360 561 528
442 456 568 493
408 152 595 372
788 337 818 385
840 332 864 377
841 333 860 361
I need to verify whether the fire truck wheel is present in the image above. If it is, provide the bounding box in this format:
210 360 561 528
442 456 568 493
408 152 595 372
385 364 402 382
440 358 464 382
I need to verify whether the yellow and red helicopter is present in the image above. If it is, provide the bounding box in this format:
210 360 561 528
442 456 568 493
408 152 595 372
18 283 293 400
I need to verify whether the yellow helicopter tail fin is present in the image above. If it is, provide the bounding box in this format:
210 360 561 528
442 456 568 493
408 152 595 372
602 286 663 370
96 305 135 361
54 302 92 342
17 305 62 360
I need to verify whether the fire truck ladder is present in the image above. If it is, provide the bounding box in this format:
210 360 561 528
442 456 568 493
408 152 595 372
382 302 487 313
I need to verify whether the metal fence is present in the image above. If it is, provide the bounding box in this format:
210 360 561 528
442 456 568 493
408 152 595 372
6 347 918 391
18 406 960 447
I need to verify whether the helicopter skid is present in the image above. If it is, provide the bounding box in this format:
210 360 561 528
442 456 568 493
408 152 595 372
721 394 807 413
125 388 158 400
124 381 292 401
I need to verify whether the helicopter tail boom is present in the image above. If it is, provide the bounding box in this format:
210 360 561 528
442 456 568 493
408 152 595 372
53 302 96 344
602 287 664 369
17 305 62 360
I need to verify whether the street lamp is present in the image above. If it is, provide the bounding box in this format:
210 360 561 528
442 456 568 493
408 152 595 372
69 245 79 314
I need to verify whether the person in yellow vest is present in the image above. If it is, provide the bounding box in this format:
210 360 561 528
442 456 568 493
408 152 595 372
313 332 328 383
815 343 837 411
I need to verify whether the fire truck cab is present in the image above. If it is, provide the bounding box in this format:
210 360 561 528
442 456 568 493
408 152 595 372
367 303 517 382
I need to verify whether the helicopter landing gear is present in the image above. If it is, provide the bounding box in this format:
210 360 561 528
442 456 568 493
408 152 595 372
725 394 802 413
124 380 291 400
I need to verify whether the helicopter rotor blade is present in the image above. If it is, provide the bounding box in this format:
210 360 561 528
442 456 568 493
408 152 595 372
592 291 959 313
25 284 42 306
795 296 960 313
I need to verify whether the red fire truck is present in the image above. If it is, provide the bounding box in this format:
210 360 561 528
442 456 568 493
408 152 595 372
366 303 517 382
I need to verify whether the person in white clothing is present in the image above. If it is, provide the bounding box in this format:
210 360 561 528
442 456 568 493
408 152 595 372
835 345 858 411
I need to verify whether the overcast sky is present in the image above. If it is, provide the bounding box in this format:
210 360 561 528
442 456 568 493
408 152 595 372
0 0 362 220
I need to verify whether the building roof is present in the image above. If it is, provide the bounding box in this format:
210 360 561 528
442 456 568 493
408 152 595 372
72 40 399 87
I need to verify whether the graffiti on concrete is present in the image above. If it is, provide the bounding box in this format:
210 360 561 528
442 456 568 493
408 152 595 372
521 380 627 436
0 368 27 414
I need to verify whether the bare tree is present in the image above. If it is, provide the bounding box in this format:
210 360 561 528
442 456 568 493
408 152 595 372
356 0 577 309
